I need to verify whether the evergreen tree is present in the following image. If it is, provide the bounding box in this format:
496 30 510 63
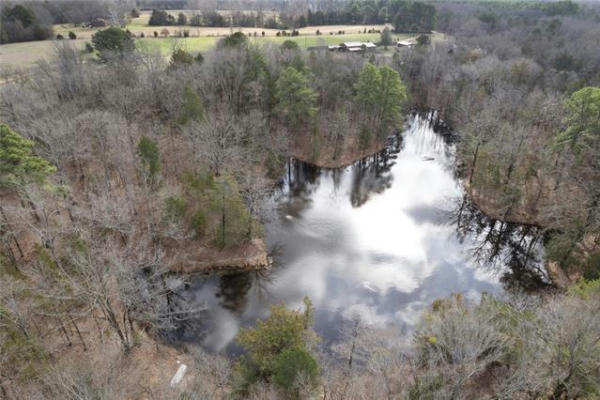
0 124 55 187
178 86 205 125
169 48 194 68
137 136 160 183
91 27 134 61
354 63 407 138
209 175 254 248
380 26 393 48
275 67 318 131
557 87 600 153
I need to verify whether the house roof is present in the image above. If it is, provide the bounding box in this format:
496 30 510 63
342 41 377 48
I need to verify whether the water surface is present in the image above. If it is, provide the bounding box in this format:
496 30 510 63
179 115 543 352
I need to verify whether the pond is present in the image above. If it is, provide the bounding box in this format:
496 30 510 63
175 114 545 352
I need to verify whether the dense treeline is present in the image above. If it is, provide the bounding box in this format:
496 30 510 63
1 4 53 43
147 1 436 32
301 0 436 32
394 0 600 281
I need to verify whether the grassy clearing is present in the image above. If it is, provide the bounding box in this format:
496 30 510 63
0 39 88 69
137 36 218 55
1 29 427 69
137 32 411 57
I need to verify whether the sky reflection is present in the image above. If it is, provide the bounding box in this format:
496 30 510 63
183 115 504 352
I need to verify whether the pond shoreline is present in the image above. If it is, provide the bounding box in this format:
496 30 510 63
464 182 589 289
166 238 270 274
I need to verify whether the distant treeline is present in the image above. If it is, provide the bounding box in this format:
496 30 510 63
1 0 113 44
147 1 437 33
148 9 287 29
1 0 582 45
136 0 188 10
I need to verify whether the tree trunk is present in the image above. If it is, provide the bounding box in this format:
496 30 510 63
71 319 87 351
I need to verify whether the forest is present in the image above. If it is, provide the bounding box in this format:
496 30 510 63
146 1 436 32
1 0 600 399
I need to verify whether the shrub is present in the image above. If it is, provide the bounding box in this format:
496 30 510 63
56 34 64 40
190 209 206 238
583 252 600 280
170 48 194 67
416 34 431 46
68 31 76 40
177 86 205 125
91 26 134 61
273 347 320 398
164 196 186 222
281 39 299 51
219 32 248 48
137 136 160 182
235 299 317 397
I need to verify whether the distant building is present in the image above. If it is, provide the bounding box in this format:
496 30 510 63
337 42 377 52
396 40 414 48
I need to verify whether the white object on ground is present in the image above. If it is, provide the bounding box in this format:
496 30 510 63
170 363 187 387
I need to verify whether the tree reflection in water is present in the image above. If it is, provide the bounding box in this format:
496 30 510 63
452 194 552 291
167 113 555 352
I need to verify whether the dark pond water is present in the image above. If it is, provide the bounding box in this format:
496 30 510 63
175 114 546 352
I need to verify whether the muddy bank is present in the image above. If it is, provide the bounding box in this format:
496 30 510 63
166 238 269 274
292 134 389 169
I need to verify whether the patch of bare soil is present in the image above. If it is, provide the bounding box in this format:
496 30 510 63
293 135 387 169
166 237 269 273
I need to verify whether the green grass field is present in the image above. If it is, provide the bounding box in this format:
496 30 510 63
1 30 428 70
136 32 411 57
